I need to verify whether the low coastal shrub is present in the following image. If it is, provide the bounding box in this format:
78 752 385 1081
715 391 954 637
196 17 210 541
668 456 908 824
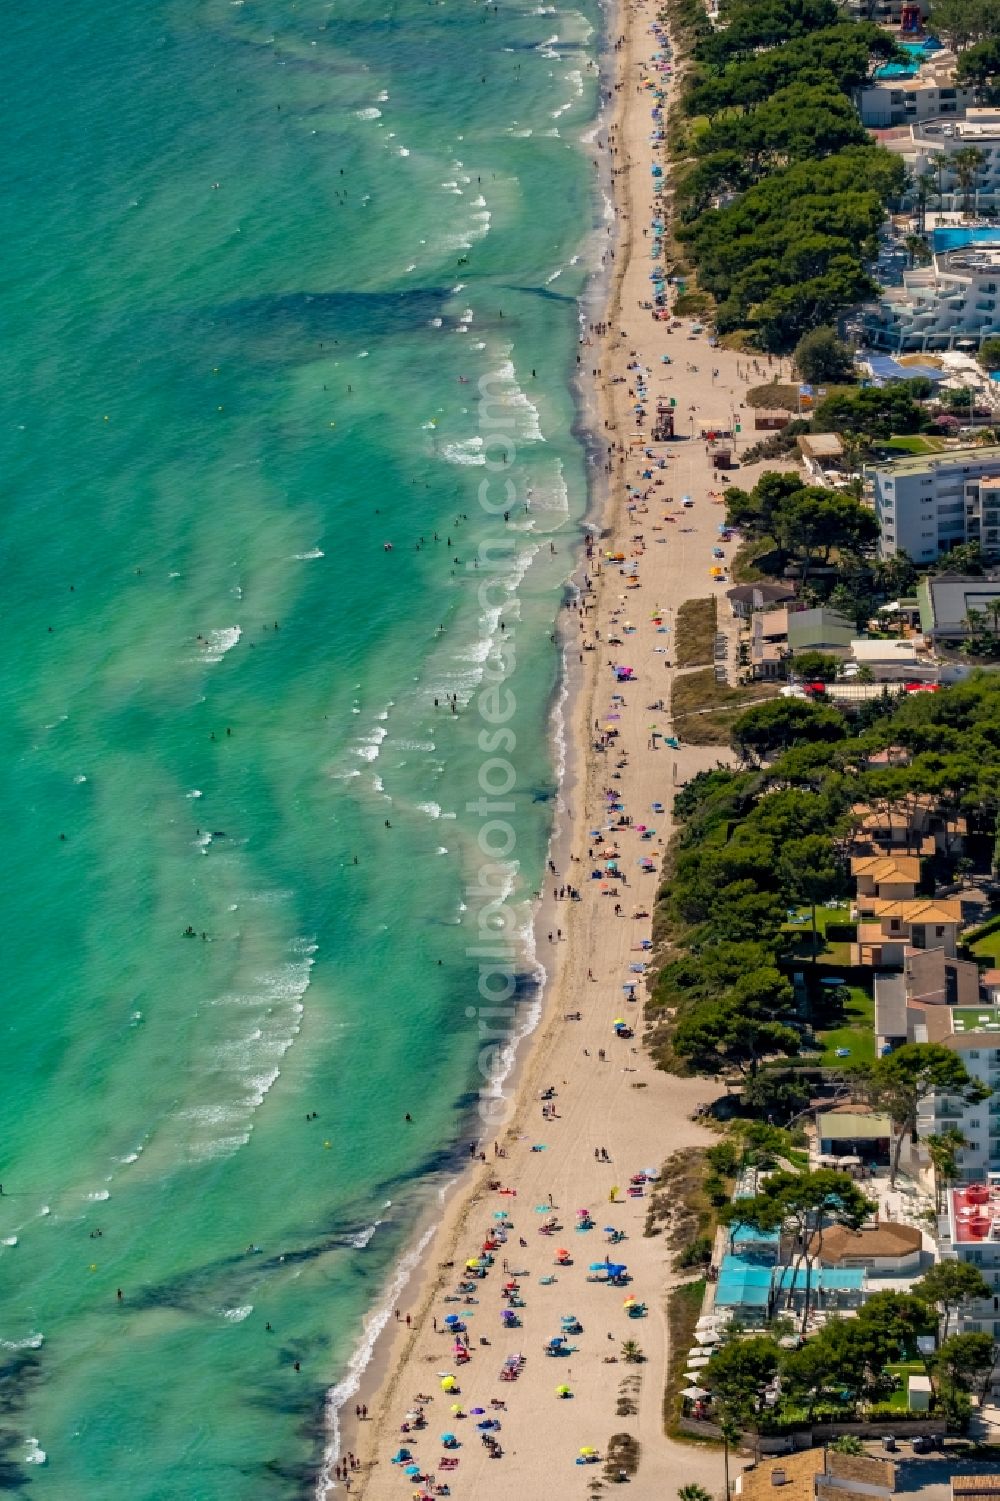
669 668 775 745
665 1278 709 1441
673 291 714 318
605 1431 641 1479
677 1235 713 1269
675 596 718 667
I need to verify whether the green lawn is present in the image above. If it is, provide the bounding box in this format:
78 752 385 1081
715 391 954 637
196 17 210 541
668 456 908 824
886 1361 928 1411
966 912 1000 967
781 903 855 967
813 983 875 1067
881 435 947 456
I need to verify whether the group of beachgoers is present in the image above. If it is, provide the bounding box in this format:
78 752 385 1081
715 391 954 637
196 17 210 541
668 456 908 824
332 0 767 1493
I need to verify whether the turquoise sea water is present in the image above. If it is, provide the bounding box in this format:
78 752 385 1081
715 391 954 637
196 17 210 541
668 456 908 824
1 1 603 1495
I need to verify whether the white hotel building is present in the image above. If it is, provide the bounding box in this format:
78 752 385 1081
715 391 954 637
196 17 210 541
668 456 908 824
871 445 1000 562
885 109 1000 214
863 241 1000 352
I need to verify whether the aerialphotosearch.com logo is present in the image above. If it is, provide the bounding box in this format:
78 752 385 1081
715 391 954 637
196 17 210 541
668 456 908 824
463 365 548 1129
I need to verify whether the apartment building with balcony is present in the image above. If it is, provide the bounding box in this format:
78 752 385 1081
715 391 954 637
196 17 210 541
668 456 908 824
884 110 1000 214
913 1012 1000 1185
860 77 976 129
857 44 974 130
944 1181 1000 1349
862 243 1000 352
871 445 1000 563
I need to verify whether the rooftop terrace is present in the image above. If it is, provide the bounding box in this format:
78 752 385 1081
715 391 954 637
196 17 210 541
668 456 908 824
951 1181 1000 1243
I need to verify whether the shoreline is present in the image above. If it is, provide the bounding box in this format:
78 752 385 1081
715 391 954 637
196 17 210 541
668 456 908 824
319 0 786 1489
315 10 624 1490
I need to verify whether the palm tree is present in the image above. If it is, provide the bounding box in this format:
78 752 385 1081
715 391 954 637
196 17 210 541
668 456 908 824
904 234 931 269
914 167 938 235
927 1127 968 1213
721 1416 741 1496
621 1338 644 1363
954 146 986 217
679 1488 713 1501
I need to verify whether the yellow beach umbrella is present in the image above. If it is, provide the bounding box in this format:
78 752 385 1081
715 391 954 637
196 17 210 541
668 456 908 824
580 1446 596 1457
441 1376 456 1392
556 1384 571 1396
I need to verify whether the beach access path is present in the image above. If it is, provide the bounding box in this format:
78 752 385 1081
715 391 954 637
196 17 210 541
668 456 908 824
334 0 794 1494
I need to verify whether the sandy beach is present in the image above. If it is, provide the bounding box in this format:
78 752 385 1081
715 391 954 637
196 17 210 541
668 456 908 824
325 0 794 1494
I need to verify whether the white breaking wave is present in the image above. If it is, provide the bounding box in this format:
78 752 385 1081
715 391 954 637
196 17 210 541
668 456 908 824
200 626 241 663
292 548 324 560
315 1221 439 1499
356 106 382 120
486 355 545 443
175 941 316 1164
528 457 570 521
440 436 485 467
356 725 388 762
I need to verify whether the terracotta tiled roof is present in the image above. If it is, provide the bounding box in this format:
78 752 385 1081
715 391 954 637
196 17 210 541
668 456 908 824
871 897 963 924
850 854 921 883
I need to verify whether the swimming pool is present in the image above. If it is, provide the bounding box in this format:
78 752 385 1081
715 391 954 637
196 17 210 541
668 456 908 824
875 38 942 79
933 226 1000 252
